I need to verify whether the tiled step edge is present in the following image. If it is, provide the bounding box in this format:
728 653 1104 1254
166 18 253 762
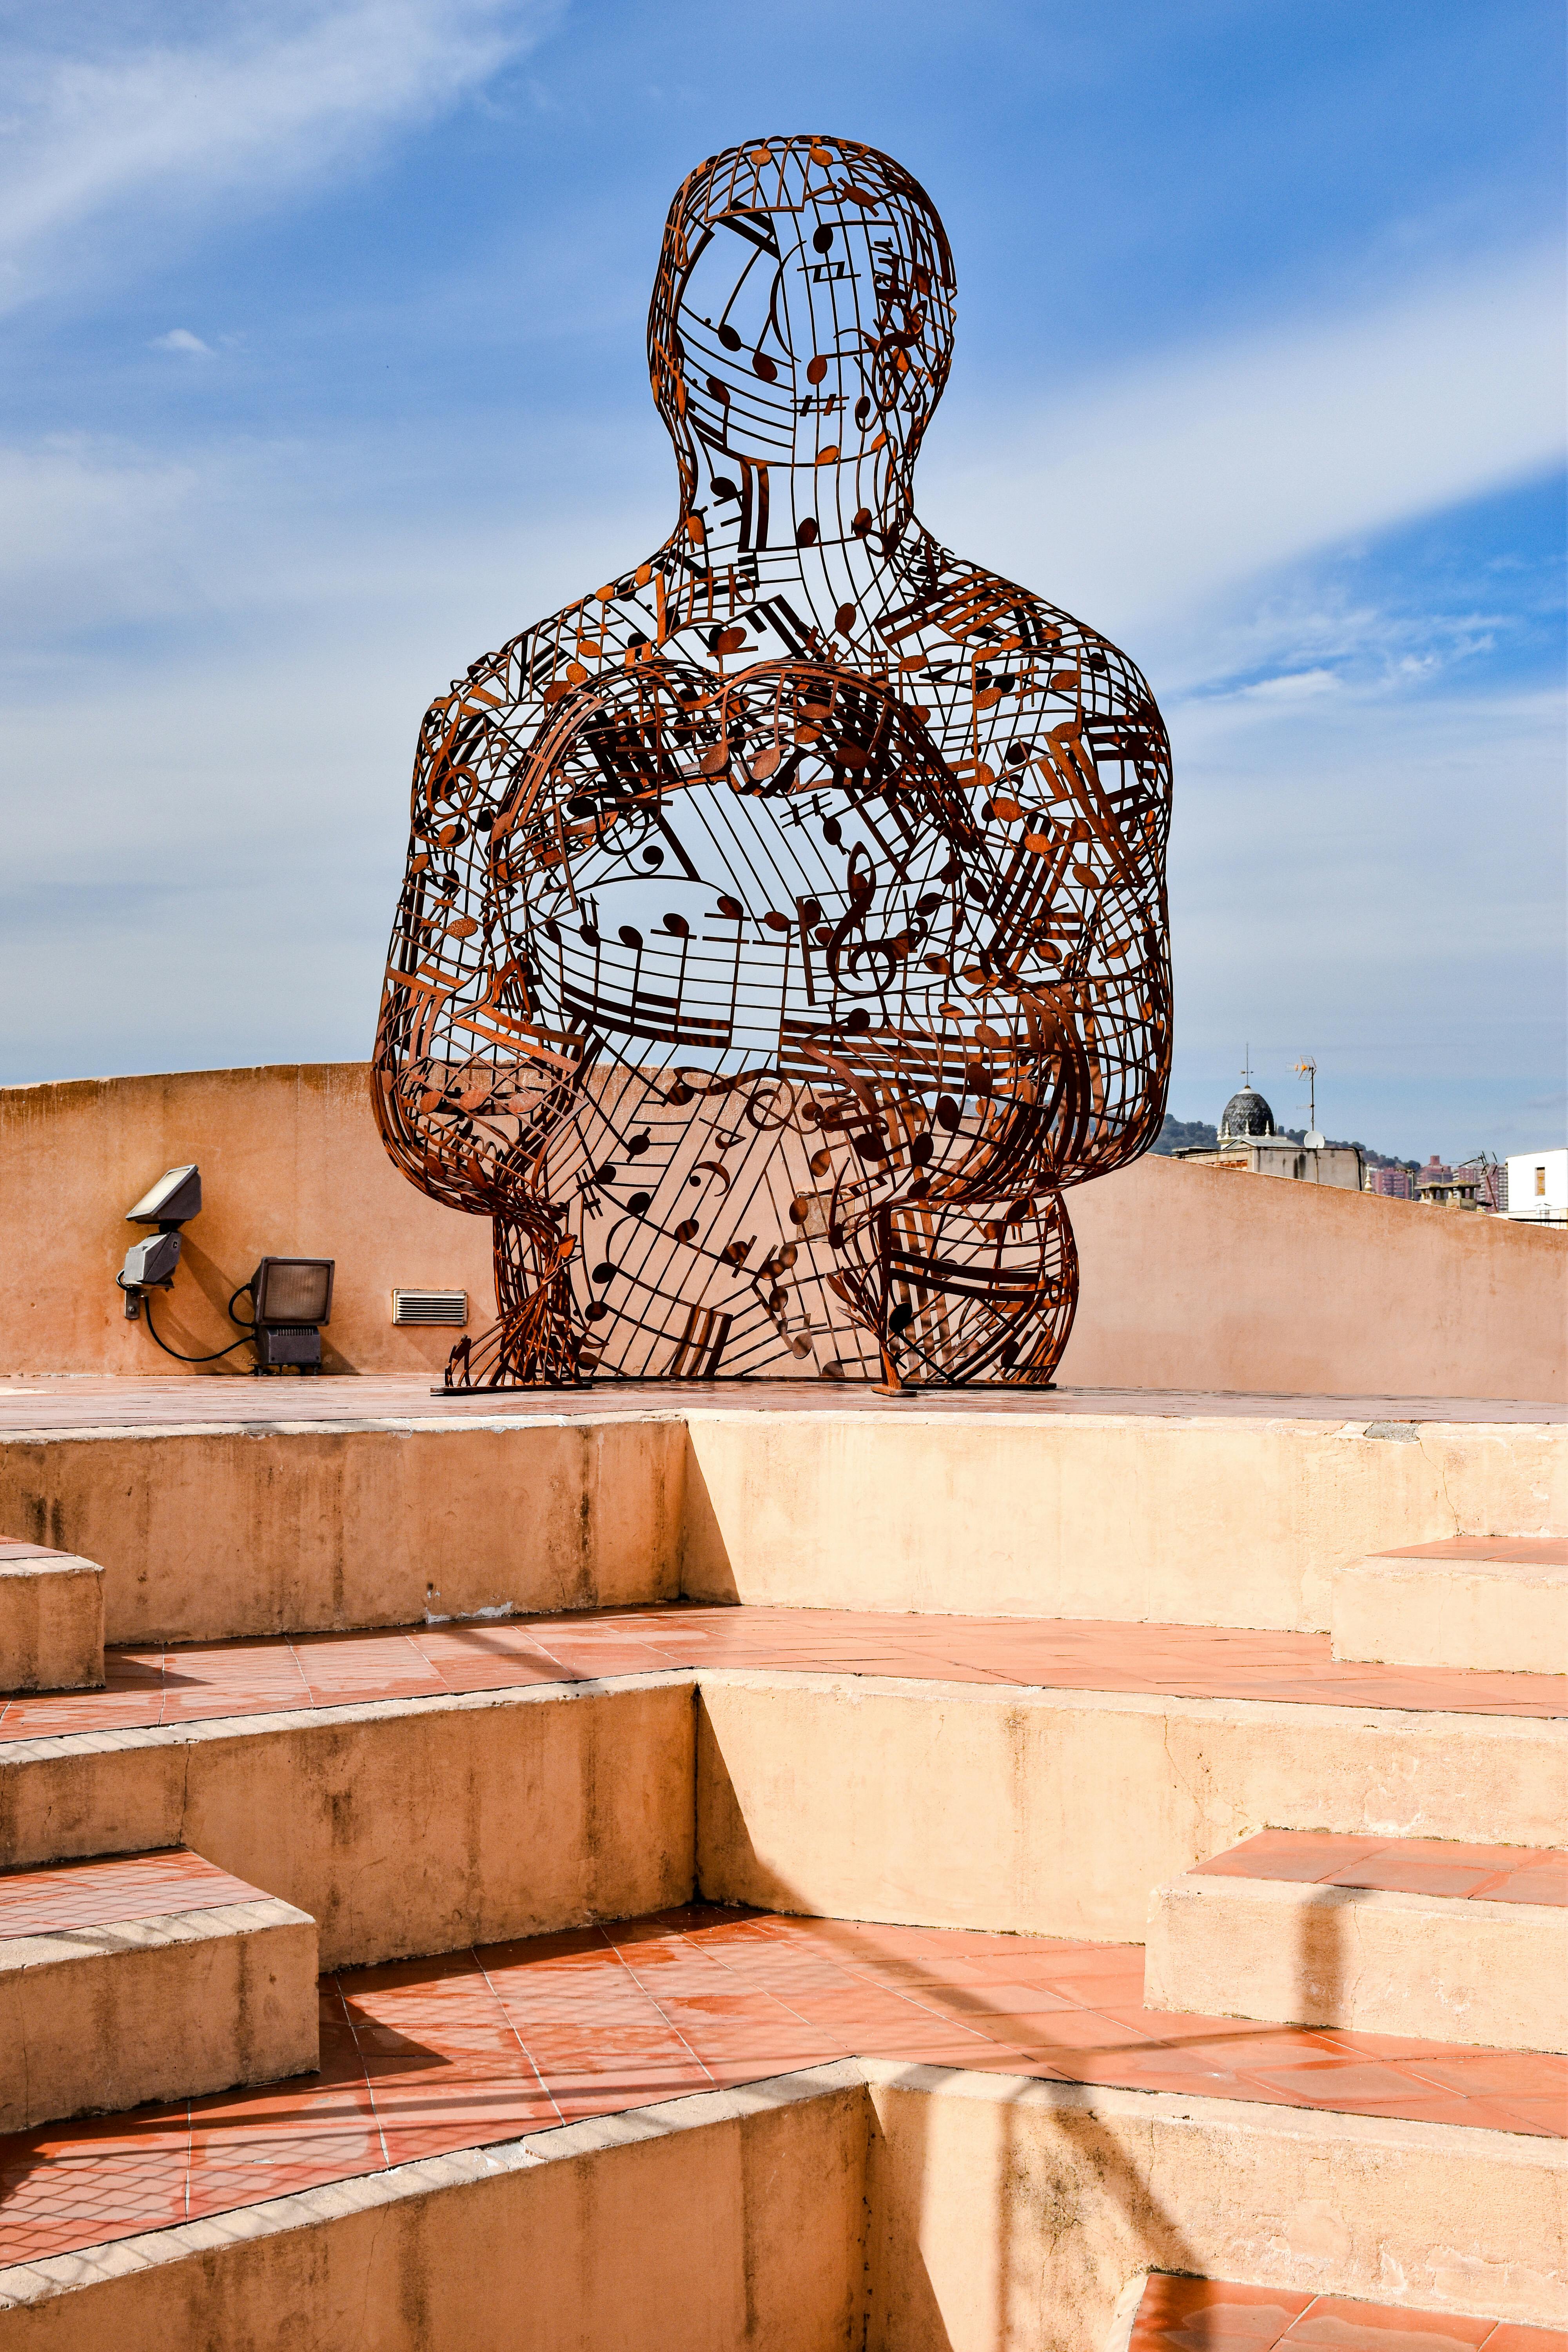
1105 2269 1563 2352
0 2068 1561 2349
0 1547 103 1695
1144 1871 1568 2052
0 1897 319 2132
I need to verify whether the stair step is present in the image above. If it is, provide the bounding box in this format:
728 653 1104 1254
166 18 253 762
1334 1538 1568 1673
1144 1831 1568 2051
0 1847 318 2132
1119 2272 1563 2352
0 1540 103 1693
0 1904 1561 2285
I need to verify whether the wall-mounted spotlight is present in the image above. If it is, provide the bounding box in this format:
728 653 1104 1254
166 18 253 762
116 1172 335 1377
245 1257 335 1374
118 1166 202 1319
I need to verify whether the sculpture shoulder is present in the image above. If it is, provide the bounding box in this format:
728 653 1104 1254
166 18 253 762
880 535 1170 773
406 537 689 779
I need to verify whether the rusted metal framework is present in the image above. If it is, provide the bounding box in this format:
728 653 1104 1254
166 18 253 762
372 135 1171 1389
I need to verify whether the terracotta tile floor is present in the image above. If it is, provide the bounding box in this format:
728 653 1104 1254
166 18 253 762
2 1604 1561 1744
1 1374 1559 1433
0 1848 265 1938
1196 1831 1568 1906
1370 1538 1568 1566
1129 2272 1563 2352
0 1905 1563 2272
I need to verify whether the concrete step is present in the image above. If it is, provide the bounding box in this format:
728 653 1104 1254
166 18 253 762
0 1609 1560 1967
0 1847 318 2132
2 1398 1562 1648
0 2033 1561 2350
1112 2270 1562 2352
1334 1538 1568 1673
0 1541 102 1693
1143 1830 1568 2051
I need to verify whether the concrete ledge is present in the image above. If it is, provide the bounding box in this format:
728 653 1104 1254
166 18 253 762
1143 1870 1568 2052
695 1670 1568 1942
0 1897 318 2132
681 1412 1568 1632
0 1419 685 1646
0 1549 103 1694
0 1677 696 1970
0 2062 869 2351
4 1671 1562 1964
0 2064 1560 2349
1 1410 1563 1651
862 2067 1568 2345
1334 1541 1568 1673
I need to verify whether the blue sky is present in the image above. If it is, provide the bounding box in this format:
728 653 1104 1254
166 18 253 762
1 0 1563 1160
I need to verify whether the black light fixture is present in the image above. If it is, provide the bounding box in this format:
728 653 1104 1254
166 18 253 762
118 1166 202 1319
245 1257 335 1373
116 1166 336 1376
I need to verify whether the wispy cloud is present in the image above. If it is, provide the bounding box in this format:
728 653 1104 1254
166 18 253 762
926 241 1566 671
0 0 557 311
150 328 213 355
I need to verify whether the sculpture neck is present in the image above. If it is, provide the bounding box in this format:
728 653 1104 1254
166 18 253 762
678 469 918 636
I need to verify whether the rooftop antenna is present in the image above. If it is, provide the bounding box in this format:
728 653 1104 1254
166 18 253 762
1295 1057 1323 1148
1241 1042 1252 1088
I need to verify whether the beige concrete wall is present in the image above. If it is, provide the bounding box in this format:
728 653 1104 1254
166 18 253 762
0 1680 695 1970
1144 1873 1568 2052
0 1419 684 1645
2 2066 1560 2350
862 2068 1568 2348
1061 1149 1566 1402
3 1061 1562 1401
0 2071 871 2352
683 1413 1568 1631
695 1671 1568 1942
0 1898 318 2132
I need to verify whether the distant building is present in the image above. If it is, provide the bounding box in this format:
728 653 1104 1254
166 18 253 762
1169 1083 1364 1190
1413 1156 1501 1210
1504 1149 1568 1226
1415 1156 1458 1205
1366 1167 1414 1200
1453 1159 1506 1213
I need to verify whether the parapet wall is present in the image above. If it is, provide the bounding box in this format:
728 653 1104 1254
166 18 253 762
1 1062 1561 1400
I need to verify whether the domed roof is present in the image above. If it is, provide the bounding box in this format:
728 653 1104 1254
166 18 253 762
1219 1087 1276 1140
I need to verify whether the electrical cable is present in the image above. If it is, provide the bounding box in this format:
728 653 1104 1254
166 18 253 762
120 1279 259 1365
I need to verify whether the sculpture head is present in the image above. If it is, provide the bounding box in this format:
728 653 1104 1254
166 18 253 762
648 134 956 540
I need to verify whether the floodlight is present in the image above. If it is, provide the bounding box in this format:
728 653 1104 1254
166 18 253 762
249 1259 334 1326
246 1257 335 1376
122 1231 182 1290
118 1163 202 1319
126 1166 202 1227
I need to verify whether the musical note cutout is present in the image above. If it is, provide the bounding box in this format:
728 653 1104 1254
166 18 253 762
372 135 1172 1392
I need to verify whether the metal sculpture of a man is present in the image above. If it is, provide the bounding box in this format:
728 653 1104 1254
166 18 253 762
372 134 1172 1389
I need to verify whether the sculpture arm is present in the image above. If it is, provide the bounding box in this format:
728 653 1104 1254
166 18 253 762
870 545 1172 1184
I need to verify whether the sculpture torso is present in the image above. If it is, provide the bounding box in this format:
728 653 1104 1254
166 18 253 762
373 135 1171 1388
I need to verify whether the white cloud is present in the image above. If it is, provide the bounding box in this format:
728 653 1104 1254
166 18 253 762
151 328 213 355
924 241 1567 668
0 0 557 311
1236 667 1341 702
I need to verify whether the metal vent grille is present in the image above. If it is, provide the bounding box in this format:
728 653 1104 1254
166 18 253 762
392 1289 468 1327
